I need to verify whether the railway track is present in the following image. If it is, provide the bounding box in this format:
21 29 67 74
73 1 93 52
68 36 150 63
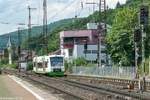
44 77 150 100
2 68 150 100
67 74 150 90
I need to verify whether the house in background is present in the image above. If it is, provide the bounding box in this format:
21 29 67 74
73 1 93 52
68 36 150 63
0 49 5 61
60 23 111 65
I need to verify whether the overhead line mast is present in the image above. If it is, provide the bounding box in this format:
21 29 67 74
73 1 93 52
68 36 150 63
27 6 36 60
97 0 107 67
43 0 48 54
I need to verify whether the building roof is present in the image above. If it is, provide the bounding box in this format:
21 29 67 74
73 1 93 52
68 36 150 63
60 29 98 38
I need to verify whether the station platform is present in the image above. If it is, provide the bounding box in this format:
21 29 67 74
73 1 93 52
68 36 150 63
0 75 61 100
0 75 37 100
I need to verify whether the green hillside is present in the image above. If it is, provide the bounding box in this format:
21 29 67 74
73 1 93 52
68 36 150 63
0 18 74 48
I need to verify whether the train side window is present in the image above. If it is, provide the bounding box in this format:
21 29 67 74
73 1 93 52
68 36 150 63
37 63 43 68
45 62 48 68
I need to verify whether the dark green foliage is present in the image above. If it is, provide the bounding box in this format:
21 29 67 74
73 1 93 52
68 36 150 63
116 1 121 8
0 58 8 65
106 7 138 66
0 63 17 69
27 61 33 71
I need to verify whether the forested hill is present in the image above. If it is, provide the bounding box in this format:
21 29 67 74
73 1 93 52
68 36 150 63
0 18 74 48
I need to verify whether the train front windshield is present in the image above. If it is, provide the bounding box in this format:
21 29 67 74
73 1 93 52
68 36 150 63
50 57 63 67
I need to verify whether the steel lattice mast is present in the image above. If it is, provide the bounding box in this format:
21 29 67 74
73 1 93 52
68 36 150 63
97 0 107 67
43 0 48 54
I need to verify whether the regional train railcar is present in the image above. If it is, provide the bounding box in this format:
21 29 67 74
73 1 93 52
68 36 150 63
33 55 64 74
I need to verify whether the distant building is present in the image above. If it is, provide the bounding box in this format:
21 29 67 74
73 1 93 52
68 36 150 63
60 29 107 63
60 22 113 65
18 50 36 62
0 49 5 61
18 50 36 71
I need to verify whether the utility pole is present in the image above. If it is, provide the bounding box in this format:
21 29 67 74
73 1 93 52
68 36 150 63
134 28 141 78
17 27 25 72
141 25 146 75
18 27 21 72
27 6 36 61
139 4 149 92
43 0 48 54
97 0 107 67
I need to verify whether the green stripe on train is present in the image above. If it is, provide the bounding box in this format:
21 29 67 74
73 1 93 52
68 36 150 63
46 72 64 77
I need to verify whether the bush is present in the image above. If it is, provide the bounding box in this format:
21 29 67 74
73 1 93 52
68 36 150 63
0 63 17 69
0 58 9 65
72 57 88 66
64 60 73 72
27 61 33 71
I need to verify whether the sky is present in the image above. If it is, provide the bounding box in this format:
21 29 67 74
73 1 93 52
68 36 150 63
0 0 126 35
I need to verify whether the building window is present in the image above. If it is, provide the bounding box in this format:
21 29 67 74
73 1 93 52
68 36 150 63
69 49 73 56
84 50 106 54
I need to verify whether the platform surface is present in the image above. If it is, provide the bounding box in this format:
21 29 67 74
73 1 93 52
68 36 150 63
0 75 37 100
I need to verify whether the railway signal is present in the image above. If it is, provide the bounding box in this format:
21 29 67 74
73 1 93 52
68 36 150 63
134 28 141 42
140 5 149 26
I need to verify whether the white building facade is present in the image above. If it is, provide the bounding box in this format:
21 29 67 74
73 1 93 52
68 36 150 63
59 23 112 65
60 29 110 64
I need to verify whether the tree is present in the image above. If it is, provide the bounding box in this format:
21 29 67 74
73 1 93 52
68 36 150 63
126 0 132 4
116 1 121 8
106 7 138 66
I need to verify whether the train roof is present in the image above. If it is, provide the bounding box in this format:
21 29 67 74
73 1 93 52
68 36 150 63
48 54 64 57
33 55 64 62
33 55 64 59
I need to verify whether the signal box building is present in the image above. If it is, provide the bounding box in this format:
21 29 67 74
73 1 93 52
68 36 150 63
60 29 107 63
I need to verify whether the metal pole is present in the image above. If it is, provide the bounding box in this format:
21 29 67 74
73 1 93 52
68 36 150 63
149 56 150 76
27 6 36 61
43 0 48 54
18 28 21 72
141 24 146 91
135 42 139 78
141 25 145 74
28 6 31 61
97 0 101 67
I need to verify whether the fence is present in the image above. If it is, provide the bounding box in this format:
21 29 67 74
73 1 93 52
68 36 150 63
70 66 136 79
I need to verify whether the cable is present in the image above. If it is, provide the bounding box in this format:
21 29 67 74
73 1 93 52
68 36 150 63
48 0 80 23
